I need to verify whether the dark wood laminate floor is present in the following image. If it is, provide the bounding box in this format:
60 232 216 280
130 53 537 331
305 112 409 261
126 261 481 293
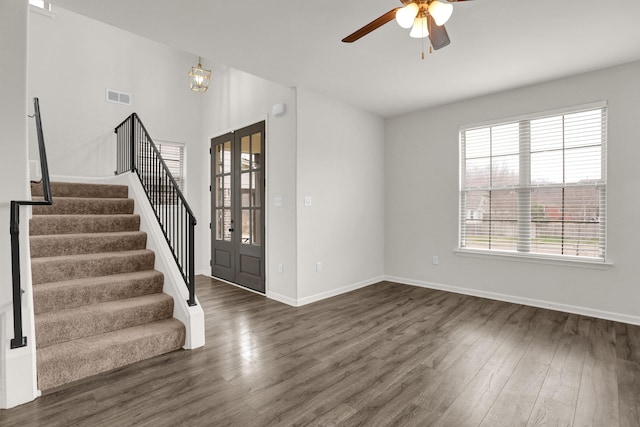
2 276 640 426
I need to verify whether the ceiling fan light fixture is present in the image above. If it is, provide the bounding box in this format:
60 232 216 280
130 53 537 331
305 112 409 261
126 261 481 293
428 0 453 26
396 2 419 28
409 16 429 38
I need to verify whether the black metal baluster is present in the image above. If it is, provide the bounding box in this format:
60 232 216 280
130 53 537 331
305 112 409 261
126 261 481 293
172 185 176 254
188 216 195 306
164 173 168 240
180 201 183 269
113 113 197 307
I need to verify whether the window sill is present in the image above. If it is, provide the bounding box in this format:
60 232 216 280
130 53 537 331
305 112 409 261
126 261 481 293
30 5 55 18
454 248 613 270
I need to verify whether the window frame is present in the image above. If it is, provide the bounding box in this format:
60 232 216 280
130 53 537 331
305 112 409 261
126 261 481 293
457 101 608 264
29 0 55 17
157 140 186 190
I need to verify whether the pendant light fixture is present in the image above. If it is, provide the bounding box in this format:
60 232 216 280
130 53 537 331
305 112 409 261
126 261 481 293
189 56 211 92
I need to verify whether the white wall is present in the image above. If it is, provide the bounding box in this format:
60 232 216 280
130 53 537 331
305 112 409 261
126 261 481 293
200 71 386 305
0 0 39 408
0 0 30 309
296 89 385 303
28 6 206 270
201 66 298 302
385 60 640 323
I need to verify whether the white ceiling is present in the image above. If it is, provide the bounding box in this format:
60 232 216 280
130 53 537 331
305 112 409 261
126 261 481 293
53 0 640 118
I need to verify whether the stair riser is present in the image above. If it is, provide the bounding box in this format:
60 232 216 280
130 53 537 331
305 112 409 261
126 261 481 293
31 252 155 285
32 198 135 215
34 272 164 314
37 320 185 390
36 296 174 348
30 233 147 258
30 215 140 235
32 182 128 199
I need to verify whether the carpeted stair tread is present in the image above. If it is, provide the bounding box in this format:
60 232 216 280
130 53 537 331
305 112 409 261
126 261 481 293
31 249 155 285
36 293 175 348
30 214 140 235
33 270 164 314
30 179 186 391
31 181 128 199
30 231 147 258
31 197 135 215
37 318 185 390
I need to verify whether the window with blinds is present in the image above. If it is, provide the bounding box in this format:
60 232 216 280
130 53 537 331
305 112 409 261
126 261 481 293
459 104 607 261
157 142 185 191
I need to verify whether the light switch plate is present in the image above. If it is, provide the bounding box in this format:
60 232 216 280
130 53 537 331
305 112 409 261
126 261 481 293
274 197 283 207
304 196 312 207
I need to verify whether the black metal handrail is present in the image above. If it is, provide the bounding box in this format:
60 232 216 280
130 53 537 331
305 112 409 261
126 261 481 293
9 98 53 349
115 113 197 306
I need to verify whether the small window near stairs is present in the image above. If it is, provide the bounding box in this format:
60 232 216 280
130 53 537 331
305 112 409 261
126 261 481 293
29 0 54 16
156 141 186 191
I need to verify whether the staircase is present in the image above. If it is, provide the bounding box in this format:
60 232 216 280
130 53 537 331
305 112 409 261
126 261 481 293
30 181 186 391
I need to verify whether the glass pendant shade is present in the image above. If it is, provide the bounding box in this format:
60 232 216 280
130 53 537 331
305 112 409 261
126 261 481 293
396 3 419 29
428 1 453 26
189 57 211 92
409 16 429 38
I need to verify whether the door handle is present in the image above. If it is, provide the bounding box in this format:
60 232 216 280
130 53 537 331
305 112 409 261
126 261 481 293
228 228 234 232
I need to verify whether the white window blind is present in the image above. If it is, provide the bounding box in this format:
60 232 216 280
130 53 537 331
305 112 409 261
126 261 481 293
157 142 185 191
459 104 607 261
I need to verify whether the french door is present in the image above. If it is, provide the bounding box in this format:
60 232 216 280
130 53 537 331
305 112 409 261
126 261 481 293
211 122 265 293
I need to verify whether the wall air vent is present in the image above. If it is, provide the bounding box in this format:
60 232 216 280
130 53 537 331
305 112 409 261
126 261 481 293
106 89 132 106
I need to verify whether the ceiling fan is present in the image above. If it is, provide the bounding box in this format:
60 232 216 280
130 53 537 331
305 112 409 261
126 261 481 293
342 0 474 54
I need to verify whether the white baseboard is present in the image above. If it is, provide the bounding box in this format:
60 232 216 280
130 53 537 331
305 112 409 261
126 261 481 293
385 275 640 326
295 276 385 307
266 291 298 307
202 273 383 308
197 273 297 306
202 274 269 299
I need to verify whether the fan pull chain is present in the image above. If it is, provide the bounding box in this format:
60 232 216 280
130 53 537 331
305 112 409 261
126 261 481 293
428 14 433 55
421 13 434 59
421 12 426 60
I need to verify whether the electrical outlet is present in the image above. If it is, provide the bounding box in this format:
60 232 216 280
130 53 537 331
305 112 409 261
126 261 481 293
304 196 312 207
432 256 439 265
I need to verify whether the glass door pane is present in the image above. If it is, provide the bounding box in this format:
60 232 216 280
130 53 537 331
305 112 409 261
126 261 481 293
214 141 233 242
